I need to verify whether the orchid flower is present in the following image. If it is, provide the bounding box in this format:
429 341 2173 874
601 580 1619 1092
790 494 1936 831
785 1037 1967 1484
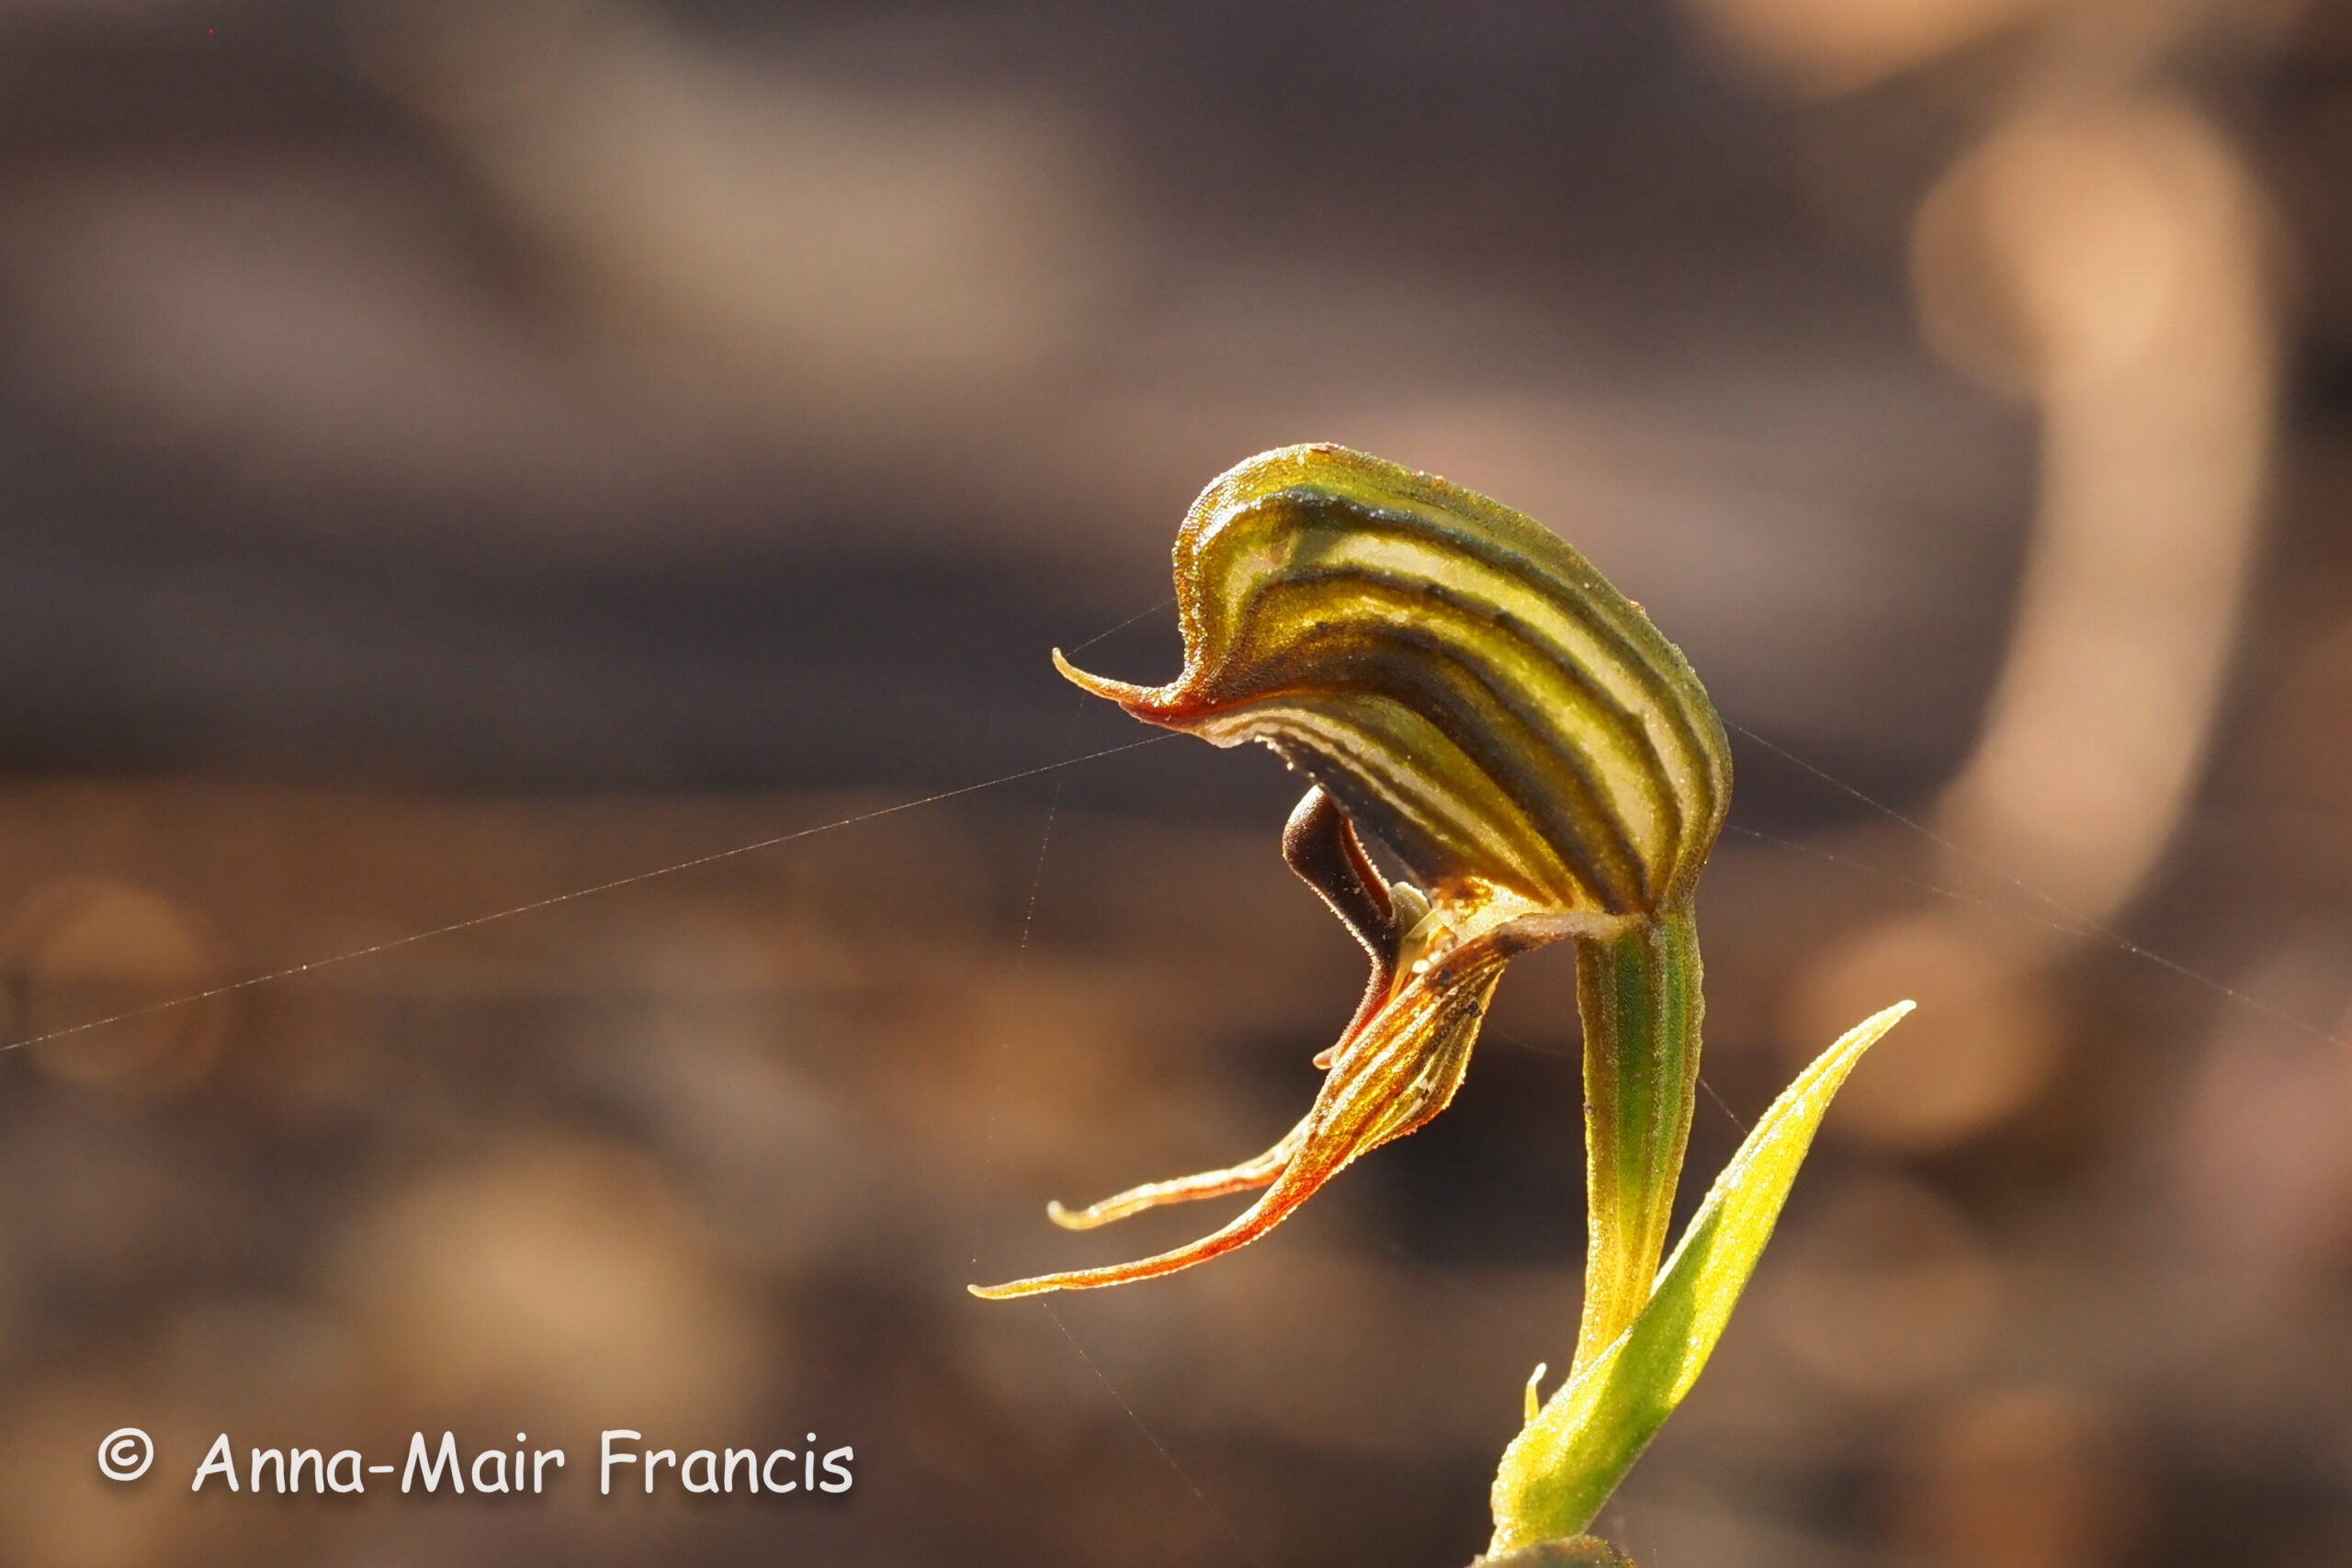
969 444 1908 1560
971 442 1725 1314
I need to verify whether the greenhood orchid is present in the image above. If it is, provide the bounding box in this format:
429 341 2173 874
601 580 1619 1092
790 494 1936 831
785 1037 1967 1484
971 443 1728 1309
970 444 1908 1560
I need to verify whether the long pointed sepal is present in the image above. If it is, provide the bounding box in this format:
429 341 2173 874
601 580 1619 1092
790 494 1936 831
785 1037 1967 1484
969 954 1505 1299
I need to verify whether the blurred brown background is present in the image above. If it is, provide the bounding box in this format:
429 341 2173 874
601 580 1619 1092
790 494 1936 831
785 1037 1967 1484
0 1 2347 1564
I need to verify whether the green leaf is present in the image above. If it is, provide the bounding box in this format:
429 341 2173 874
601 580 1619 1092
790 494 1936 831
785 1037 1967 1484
1476 1536 1638 1567
1487 1000 1915 1553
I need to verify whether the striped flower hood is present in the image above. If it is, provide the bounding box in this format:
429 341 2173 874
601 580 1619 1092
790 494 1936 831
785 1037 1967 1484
1059 443 1729 933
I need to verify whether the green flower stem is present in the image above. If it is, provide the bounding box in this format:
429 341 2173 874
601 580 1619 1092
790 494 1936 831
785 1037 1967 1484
1574 904 1703 1374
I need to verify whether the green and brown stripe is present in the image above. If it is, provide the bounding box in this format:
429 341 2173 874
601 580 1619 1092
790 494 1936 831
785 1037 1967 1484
1056 443 1731 923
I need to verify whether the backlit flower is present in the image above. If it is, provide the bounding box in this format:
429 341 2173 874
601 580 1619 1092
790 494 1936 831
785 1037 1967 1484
971 443 1730 1301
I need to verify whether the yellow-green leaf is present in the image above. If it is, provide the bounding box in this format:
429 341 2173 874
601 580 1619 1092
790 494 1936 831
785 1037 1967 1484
1476 1536 1638 1567
1488 1000 1915 1553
